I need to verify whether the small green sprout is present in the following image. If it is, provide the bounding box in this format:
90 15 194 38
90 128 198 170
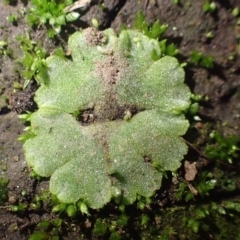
66 204 77 217
172 0 180 5
110 231 122 240
116 214 129 226
205 131 240 163
16 33 47 88
134 12 179 58
30 194 43 210
2 164 7 171
187 218 200 233
10 203 27 212
21 190 27 196
196 175 217 196
190 50 214 68
134 11 168 40
27 0 80 38
174 169 219 201
185 94 205 121
91 18 99 28
7 14 18 24
205 31 214 39
191 94 204 102
29 218 62 240
232 7 240 17
174 181 195 202
0 40 13 57
188 103 199 116
157 227 176 240
51 196 90 216
203 1 217 13
30 201 42 210
29 170 42 180
119 205 125 213
194 207 209 219
18 132 36 142
137 195 152 210
224 201 240 213
18 111 33 122
211 202 226 215
0 40 8 56
78 201 90 215
3 0 17 5
13 81 23 90
52 202 67 213
221 179 236 192
159 40 179 57
228 53 237 61
0 41 8 48
93 219 108 235
0 178 8 204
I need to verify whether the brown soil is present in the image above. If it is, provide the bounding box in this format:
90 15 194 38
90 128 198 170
0 0 240 239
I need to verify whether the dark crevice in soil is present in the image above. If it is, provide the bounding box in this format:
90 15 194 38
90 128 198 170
78 105 144 126
210 63 228 81
0 106 11 115
99 0 127 29
218 0 235 10
8 90 36 114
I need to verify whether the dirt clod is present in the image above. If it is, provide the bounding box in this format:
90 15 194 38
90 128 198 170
9 91 34 114
84 27 107 46
184 161 198 182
